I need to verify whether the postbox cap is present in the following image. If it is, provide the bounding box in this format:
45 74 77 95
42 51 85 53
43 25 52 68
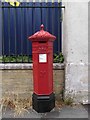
28 24 56 42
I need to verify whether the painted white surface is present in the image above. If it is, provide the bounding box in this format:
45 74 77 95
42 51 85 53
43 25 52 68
62 1 88 103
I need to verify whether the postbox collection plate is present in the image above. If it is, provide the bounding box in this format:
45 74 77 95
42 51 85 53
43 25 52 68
39 54 47 63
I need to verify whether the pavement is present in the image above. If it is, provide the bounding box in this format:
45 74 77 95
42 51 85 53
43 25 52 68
2 104 89 119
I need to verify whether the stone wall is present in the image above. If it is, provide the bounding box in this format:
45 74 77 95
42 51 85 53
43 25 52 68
1 64 65 102
62 1 88 103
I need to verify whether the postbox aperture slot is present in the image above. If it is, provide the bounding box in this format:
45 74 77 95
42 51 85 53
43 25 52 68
39 41 46 43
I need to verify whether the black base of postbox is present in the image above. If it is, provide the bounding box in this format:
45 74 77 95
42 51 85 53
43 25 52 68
32 93 55 113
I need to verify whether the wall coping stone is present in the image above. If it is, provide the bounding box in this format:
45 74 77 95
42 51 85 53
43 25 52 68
0 63 64 70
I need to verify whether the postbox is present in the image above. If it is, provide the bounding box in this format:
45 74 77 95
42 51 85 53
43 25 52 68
28 24 56 113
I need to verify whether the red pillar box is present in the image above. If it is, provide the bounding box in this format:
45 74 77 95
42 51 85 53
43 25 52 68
28 24 56 113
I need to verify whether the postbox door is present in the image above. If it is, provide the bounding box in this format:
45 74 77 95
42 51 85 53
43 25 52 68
37 42 53 95
32 42 53 95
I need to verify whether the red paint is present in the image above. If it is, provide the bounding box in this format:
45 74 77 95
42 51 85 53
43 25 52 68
28 24 56 95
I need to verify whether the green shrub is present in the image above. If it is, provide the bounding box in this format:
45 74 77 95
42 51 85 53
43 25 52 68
54 52 64 63
64 97 74 106
0 52 64 63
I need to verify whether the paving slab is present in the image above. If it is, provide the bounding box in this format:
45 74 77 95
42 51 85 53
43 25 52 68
2 105 88 119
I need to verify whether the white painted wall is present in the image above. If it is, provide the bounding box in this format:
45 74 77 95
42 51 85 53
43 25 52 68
62 1 88 103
